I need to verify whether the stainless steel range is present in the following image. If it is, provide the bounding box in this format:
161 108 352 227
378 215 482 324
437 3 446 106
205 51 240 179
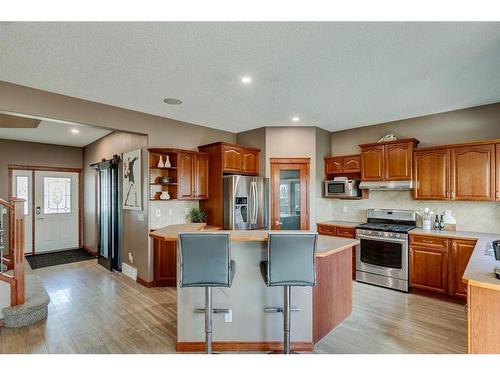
355 209 417 292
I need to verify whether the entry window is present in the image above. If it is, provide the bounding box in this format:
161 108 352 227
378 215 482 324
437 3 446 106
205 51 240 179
44 177 71 214
15 176 29 215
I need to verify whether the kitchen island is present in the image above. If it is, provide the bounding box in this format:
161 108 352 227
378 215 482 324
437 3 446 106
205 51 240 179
150 224 358 352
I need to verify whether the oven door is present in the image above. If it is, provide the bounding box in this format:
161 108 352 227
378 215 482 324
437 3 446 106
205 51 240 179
356 234 408 280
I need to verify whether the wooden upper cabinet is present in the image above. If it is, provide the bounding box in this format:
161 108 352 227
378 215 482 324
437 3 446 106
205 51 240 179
178 151 209 200
194 153 210 199
451 239 476 299
242 149 259 175
325 157 343 174
413 148 450 200
360 139 418 181
496 143 500 201
450 144 495 201
324 154 361 176
178 152 195 199
222 145 243 173
343 155 361 173
385 141 415 180
360 145 385 181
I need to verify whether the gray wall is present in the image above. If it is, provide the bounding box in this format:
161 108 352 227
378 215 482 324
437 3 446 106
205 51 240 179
330 102 500 155
0 138 82 199
83 132 149 279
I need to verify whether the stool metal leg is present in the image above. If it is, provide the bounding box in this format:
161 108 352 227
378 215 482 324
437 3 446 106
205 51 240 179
205 286 213 354
283 285 291 354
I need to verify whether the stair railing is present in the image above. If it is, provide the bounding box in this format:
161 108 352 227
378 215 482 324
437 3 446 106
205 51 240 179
0 198 25 306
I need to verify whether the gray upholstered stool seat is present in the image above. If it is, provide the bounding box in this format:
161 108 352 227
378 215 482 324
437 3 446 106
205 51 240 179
261 232 317 354
179 232 235 354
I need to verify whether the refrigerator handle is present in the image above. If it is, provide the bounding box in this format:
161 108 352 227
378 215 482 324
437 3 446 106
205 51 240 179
250 181 256 225
253 181 258 225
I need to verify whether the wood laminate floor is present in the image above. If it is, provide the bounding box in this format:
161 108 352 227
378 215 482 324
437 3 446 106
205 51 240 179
0 260 467 354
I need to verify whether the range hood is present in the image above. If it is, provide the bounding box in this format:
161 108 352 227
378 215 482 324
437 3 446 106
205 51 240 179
359 180 413 190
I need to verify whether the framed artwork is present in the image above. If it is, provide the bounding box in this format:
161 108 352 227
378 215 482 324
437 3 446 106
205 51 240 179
123 149 142 211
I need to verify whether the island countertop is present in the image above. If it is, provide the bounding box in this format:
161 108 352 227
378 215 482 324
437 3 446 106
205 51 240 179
150 223 359 258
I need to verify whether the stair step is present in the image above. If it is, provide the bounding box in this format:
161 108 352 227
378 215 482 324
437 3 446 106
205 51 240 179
1 274 50 328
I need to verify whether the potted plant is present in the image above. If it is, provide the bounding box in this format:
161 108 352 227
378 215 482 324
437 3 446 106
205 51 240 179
189 208 207 223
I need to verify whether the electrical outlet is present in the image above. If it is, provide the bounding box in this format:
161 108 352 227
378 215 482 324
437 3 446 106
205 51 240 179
224 309 232 323
168 208 174 217
128 252 134 264
184 207 190 215
343 206 348 213
155 208 162 217
137 213 144 221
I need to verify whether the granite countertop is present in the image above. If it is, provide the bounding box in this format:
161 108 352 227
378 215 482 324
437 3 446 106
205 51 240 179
149 224 358 258
409 228 500 291
316 220 363 228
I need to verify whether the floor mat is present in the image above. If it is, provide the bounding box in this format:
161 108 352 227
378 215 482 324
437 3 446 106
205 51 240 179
26 248 97 269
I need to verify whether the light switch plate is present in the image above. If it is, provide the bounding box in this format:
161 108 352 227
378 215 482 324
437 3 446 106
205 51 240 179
224 309 232 323
155 209 162 217
137 213 144 221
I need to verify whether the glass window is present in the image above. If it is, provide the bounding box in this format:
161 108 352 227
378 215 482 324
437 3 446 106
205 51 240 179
279 170 301 230
44 177 71 214
16 176 29 215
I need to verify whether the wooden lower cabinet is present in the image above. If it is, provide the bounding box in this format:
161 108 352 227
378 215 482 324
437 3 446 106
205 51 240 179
451 239 476 298
153 238 177 287
409 234 476 299
410 245 448 294
317 224 356 278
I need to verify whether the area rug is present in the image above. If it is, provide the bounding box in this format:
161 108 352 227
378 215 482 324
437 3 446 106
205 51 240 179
26 248 97 269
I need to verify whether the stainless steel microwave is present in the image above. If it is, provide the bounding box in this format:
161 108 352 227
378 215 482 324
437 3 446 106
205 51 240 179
324 179 361 198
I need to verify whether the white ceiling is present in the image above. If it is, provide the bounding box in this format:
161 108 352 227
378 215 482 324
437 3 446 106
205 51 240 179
0 119 111 147
1 22 500 133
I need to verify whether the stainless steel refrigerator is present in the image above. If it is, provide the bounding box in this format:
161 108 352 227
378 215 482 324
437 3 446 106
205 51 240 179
223 175 269 230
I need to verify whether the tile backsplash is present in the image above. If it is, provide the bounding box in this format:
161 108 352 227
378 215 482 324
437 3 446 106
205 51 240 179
317 191 500 234
149 200 199 230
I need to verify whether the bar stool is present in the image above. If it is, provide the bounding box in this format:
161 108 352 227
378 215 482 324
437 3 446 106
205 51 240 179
179 232 236 354
260 232 317 354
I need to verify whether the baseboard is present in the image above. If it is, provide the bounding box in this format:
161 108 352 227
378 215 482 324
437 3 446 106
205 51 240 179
410 287 466 304
176 341 314 352
136 276 154 288
82 246 98 257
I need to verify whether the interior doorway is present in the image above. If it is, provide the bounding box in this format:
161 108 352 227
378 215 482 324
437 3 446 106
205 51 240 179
9 165 82 254
270 158 310 230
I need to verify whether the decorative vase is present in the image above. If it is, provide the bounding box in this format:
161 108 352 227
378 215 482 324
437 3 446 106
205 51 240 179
157 155 165 168
160 191 170 200
165 155 172 168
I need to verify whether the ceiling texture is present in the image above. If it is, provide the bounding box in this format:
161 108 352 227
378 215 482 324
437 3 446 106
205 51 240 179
1 22 500 133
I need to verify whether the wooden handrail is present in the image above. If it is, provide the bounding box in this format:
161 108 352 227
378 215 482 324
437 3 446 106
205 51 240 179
0 273 14 284
0 198 14 210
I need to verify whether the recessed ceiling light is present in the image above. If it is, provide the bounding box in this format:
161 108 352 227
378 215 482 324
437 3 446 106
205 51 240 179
71 129 80 134
163 98 183 105
292 117 300 122
241 76 252 84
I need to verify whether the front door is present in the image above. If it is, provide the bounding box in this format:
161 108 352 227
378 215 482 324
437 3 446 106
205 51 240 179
270 158 310 230
11 170 33 254
34 171 79 253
